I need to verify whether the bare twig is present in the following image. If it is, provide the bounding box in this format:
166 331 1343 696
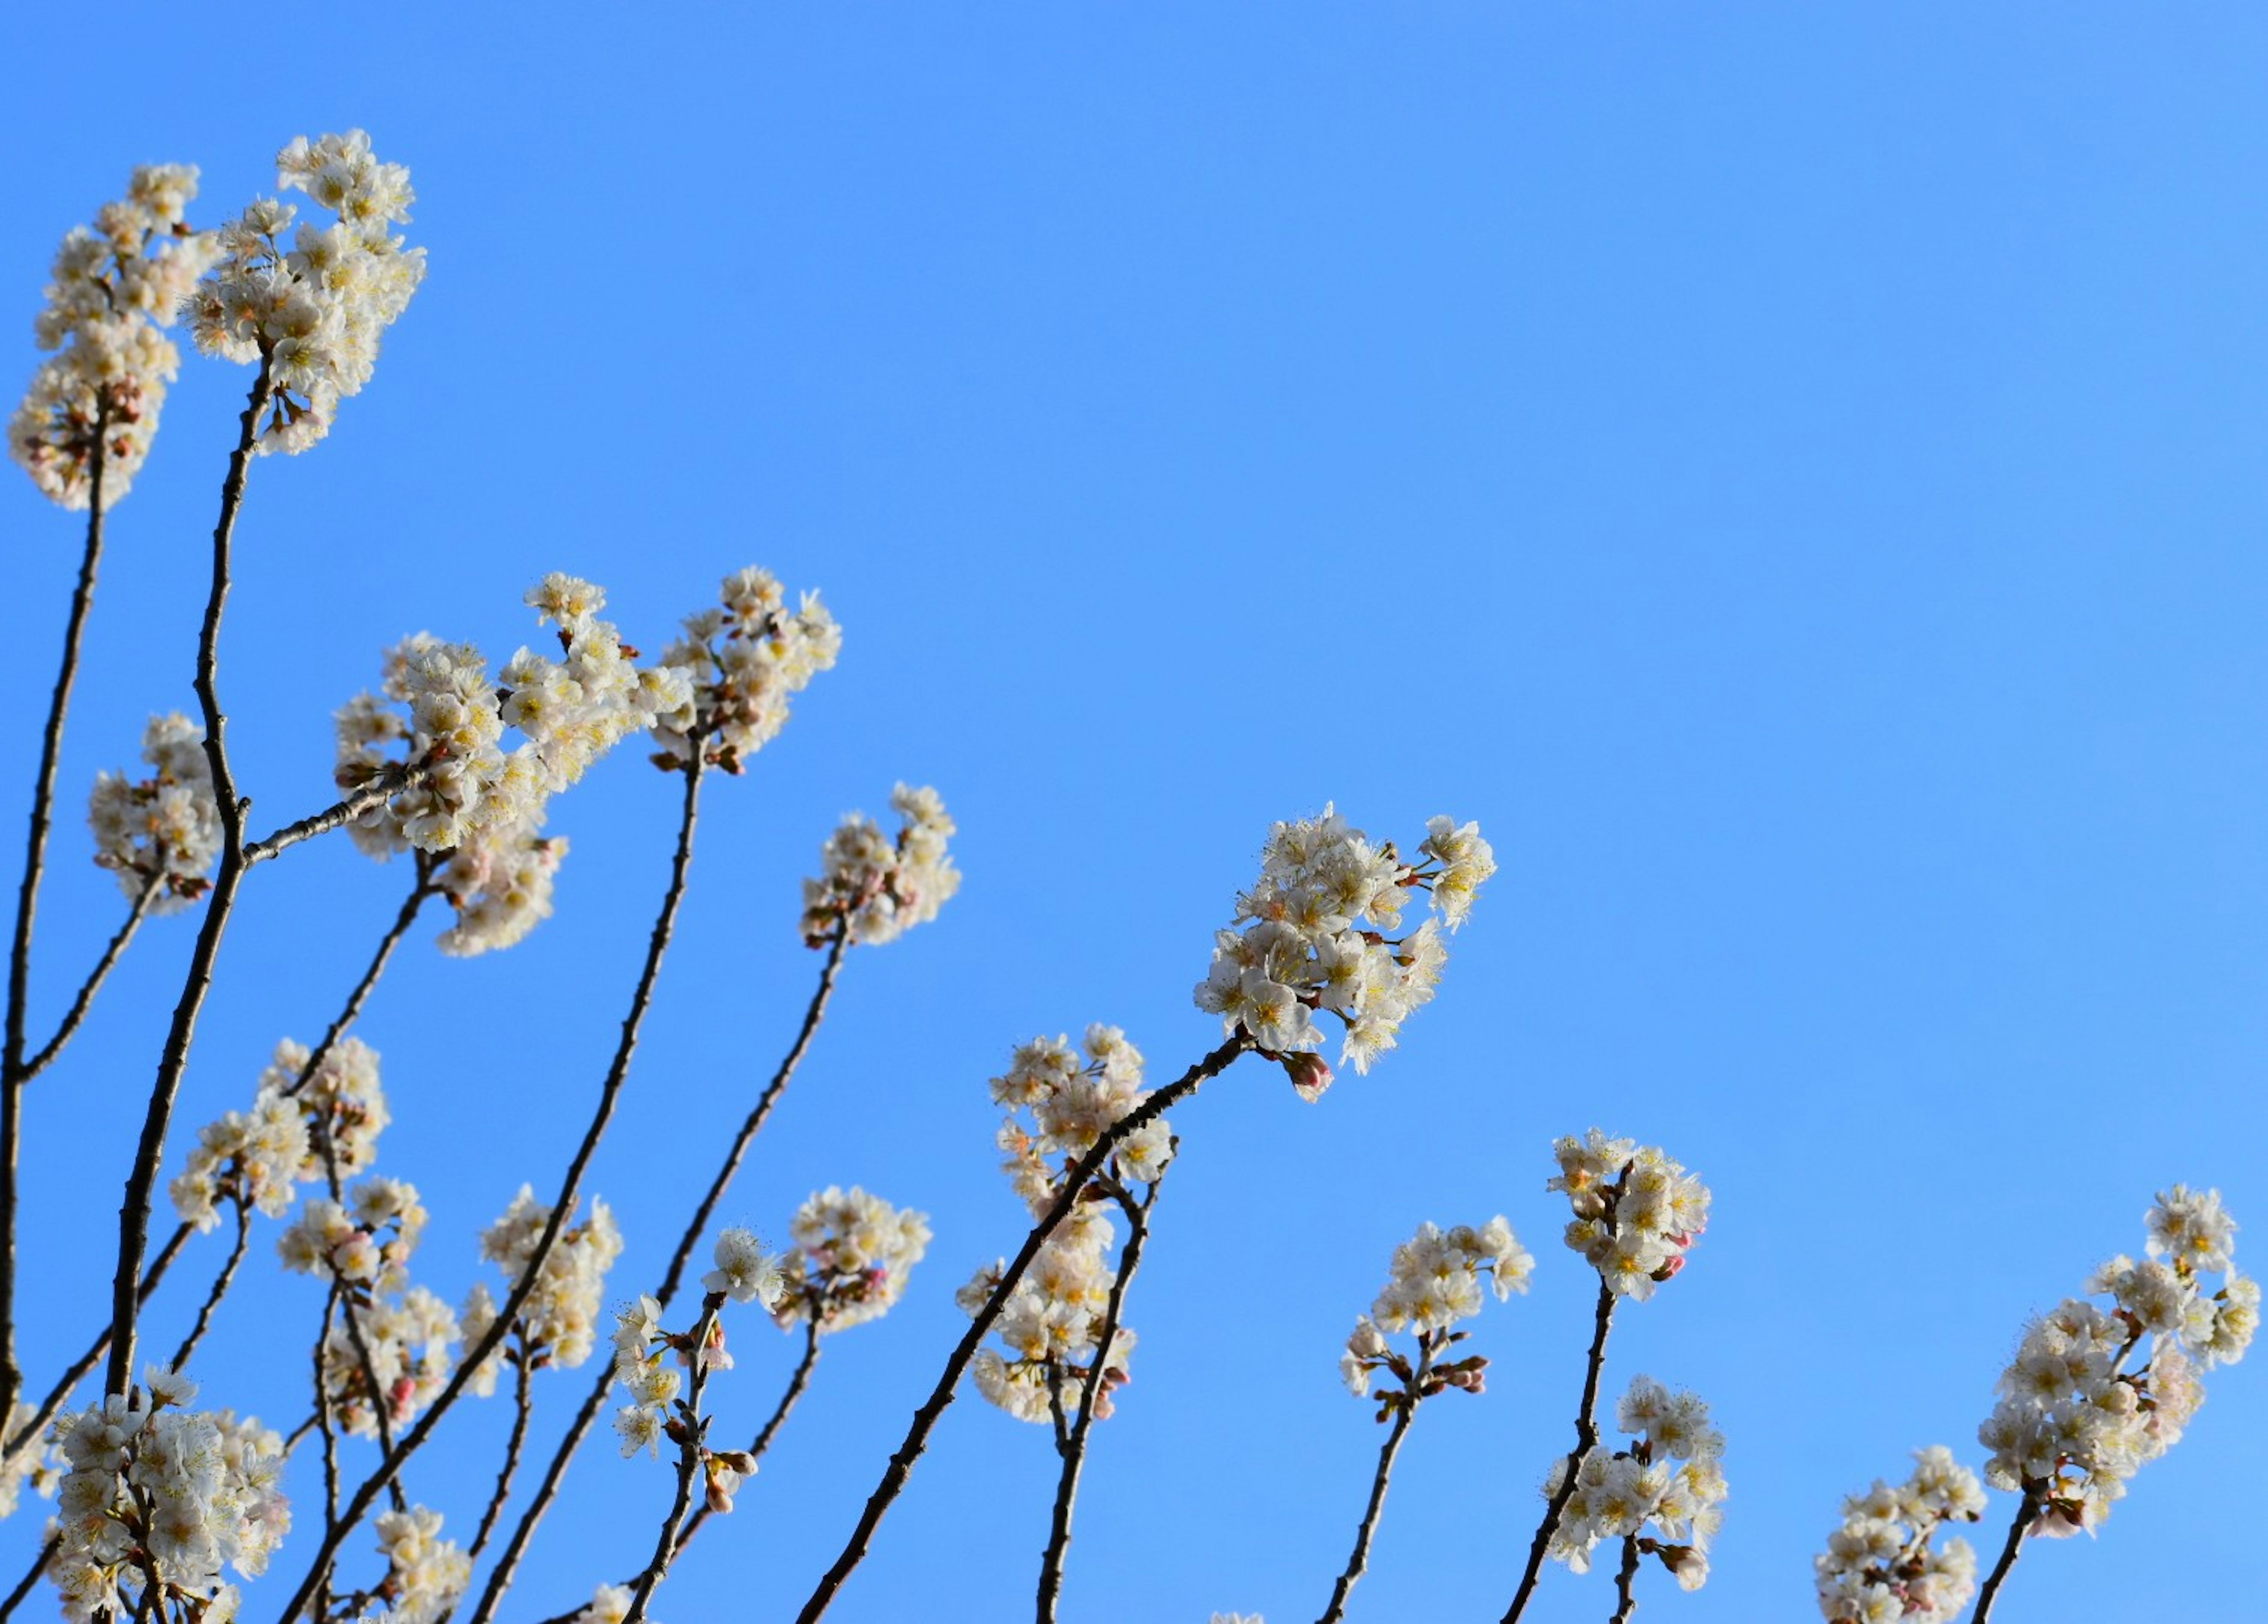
1317 1374 1422 1624
1037 1177 1160 1624
674 1316 823 1560
794 1033 1250 1623
467 920 849 1624
2 431 111 1424
0 1532 54 1622
1501 1279 1618 1624
103 356 273 1398
165 1199 250 1372
1609 1533 1641 1624
273 756 712 1623
4 1221 190 1465
280 856 433 1101
467 1346 536 1563
243 761 431 869
1971 1490 2042 1624
18 872 161 1085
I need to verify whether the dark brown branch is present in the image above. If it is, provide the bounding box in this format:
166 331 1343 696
1609 1533 1641 1624
4 1221 190 1463
1971 1490 2042 1624
466 919 848 1624
272 756 711 1623
1501 1278 1618 1624
281 857 432 1101
674 1316 823 1561
243 761 432 869
793 1033 1249 1623
165 1199 250 1372
314 1287 341 1623
1037 1178 1160 1624
18 873 161 1086
1317 1383 1420 1624
103 356 273 1398
623 1300 724 1624
0 1532 54 1622
467 1347 536 1563
2 436 111 1424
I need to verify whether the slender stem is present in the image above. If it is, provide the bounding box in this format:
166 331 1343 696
18 873 161 1085
314 1287 341 1623
307 1107 408 1513
1609 1534 1641 1624
243 761 432 869
468 1349 536 1563
623 1300 724 1624
674 1318 823 1561
794 1033 1249 1624
1317 1395 1419 1624
103 356 273 1399
0 1533 53 1622
1971 1490 2042 1624
1501 1279 1619 1624
1 438 110 1425
273 756 711 1623
165 1200 250 1372
282 858 432 1101
1037 1179 1159 1624
465 920 848 1624
3 1222 190 1463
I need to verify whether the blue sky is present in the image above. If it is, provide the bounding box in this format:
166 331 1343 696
4 5 2265 1619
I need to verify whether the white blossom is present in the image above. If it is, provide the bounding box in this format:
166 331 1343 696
1813 1447 1984 1624
1546 1375 1726 1594
86 713 220 913
773 1187 932 1334
1550 1130 1710 1301
798 784 960 947
649 566 840 773
459 1188 622 1391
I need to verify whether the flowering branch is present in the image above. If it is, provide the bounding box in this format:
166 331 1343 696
0 431 111 1425
466 916 849 1624
672 1315 824 1561
165 1196 250 1371
242 761 434 869
794 1032 1249 1624
1503 1279 1618 1624
621 1298 725 1624
102 351 273 1398
274 754 711 1622
17 870 161 1086
1037 1175 1159 1624
1969 1491 2041 1624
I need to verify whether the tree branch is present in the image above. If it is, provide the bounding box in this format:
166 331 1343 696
1609 1532 1641 1624
1501 1278 1618 1624
281 856 432 1101
2 432 111 1424
622 1300 723 1624
165 1199 250 1372
1971 1490 2042 1624
467 1346 536 1563
1317 1380 1421 1624
793 1033 1249 1623
674 1315 823 1561
18 873 161 1086
2 1221 189 1466
242 762 432 870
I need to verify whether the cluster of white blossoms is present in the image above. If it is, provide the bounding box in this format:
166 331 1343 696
337 575 690 863
170 1036 388 1231
1813 1447 1986 1624
185 130 424 455
367 1505 473 1624
771 1186 933 1335
434 820 567 957
278 1175 426 1293
1195 808 1494 1092
990 1025 1173 1218
797 784 960 948
45 1372 288 1622
1340 1219 1531 1403
649 566 842 774
460 1188 623 1390
611 1230 784 1463
963 1206 1136 1426
86 713 220 914
1977 1185 2254 1537
317 1288 459 1443
11 165 213 507
1549 1129 1711 1301
571 1583 640 1624
1546 1375 1728 1594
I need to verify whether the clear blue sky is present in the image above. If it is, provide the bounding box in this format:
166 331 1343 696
4 5 2265 1620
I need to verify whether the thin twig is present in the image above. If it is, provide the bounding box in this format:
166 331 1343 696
623 1300 724 1624
794 1033 1250 1623
466 919 849 1624
281 857 433 1101
1037 1177 1160 1624
18 873 161 1085
103 356 273 1398
2 431 110 1425
4 1221 190 1463
166 1200 250 1372
1317 1374 1422 1624
1502 1279 1618 1624
273 756 712 1623
1970 1490 2042 1624
1609 1533 1641 1624
243 761 431 869
674 1316 823 1560
315 1287 341 1623
0 1532 54 1622
468 1346 536 1563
